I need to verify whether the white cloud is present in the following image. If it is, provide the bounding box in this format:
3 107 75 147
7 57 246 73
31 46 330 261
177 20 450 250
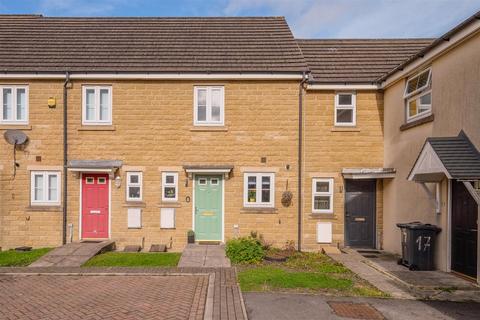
223 0 480 38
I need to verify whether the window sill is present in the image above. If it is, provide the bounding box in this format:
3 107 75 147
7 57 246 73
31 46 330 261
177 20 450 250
331 127 360 132
78 125 116 131
26 206 62 212
158 202 182 208
241 207 278 214
0 124 32 130
309 213 338 220
123 202 146 208
190 126 228 132
400 114 434 131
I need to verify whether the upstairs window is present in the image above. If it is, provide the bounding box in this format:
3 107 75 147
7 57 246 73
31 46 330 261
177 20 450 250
335 93 356 126
312 178 333 214
126 172 142 201
31 171 60 206
162 172 178 202
244 173 275 208
194 86 224 126
404 68 432 122
1 86 28 125
82 86 112 125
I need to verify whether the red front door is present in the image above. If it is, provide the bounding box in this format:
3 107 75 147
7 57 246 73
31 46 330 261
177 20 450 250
81 173 109 239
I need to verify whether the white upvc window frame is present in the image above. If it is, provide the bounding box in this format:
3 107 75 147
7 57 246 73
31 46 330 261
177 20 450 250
30 171 61 206
82 85 112 125
126 171 143 202
162 172 178 202
334 92 356 126
193 86 225 126
404 68 432 123
312 178 334 214
243 172 275 208
0 85 29 125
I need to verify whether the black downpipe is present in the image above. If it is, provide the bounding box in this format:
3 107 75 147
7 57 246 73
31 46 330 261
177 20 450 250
298 72 307 251
62 72 70 245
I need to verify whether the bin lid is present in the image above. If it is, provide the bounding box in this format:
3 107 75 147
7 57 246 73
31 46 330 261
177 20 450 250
396 222 441 231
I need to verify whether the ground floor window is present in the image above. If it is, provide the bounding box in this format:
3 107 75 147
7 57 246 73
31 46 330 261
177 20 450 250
162 172 178 201
244 172 275 207
30 171 60 206
312 178 334 213
126 172 142 201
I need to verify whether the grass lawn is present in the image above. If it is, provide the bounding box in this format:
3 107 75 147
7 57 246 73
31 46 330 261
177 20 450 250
237 252 387 297
82 252 181 267
0 248 52 267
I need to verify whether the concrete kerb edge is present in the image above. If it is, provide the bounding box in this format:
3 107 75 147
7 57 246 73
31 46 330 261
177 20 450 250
204 272 215 320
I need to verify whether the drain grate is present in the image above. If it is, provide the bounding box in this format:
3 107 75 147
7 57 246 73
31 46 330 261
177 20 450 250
328 302 384 320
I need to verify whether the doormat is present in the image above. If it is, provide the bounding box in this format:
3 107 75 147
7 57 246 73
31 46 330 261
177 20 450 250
362 254 379 258
198 241 221 245
357 250 381 254
328 302 384 320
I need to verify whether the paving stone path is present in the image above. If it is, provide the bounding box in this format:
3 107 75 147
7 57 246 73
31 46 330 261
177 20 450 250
29 241 115 267
0 267 246 320
179 244 231 268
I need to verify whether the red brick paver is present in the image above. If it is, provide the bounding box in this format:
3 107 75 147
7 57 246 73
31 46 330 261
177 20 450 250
0 274 208 320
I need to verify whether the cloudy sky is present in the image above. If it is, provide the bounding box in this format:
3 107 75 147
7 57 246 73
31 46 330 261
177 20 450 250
1 0 479 38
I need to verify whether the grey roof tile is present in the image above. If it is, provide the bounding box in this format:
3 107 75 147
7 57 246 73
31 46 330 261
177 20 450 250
0 15 307 73
296 39 433 83
427 131 480 180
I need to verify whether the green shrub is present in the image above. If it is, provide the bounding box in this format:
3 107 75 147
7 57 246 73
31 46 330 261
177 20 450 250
226 237 264 264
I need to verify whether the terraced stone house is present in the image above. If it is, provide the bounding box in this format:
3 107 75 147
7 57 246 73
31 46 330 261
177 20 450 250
0 11 479 282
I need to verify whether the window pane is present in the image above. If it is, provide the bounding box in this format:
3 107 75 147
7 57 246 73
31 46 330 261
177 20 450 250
211 106 221 122
129 174 139 184
128 186 141 199
85 89 95 121
2 88 12 120
48 175 57 201
336 109 353 123
34 174 44 201
99 89 109 121
211 89 221 107
316 181 330 193
261 176 271 203
408 99 418 118
164 187 176 198
16 88 26 121
314 196 330 210
197 105 206 121
417 71 429 89
197 89 206 106
420 92 431 105
165 175 174 184
338 94 352 105
406 77 419 94
247 176 256 203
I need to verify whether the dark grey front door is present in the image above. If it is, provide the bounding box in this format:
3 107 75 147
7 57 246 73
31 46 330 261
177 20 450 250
345 179 376 248
451 180 478 278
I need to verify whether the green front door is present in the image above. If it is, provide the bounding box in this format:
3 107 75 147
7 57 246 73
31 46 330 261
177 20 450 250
194 175 223 241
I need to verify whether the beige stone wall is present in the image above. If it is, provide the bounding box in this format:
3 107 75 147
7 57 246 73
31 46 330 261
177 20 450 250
383 31 480 271
302 90 384 250
0 80 64 249
59 80 299 251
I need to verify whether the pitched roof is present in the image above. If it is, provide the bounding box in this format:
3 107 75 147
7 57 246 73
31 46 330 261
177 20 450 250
0 15 307 73
427 131 480 180
296 39 433 83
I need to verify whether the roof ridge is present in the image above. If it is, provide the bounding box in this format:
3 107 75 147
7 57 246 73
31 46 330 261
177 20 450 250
296 38 435 41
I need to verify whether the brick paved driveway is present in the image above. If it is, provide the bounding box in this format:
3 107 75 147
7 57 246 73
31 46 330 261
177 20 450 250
0 274 208 320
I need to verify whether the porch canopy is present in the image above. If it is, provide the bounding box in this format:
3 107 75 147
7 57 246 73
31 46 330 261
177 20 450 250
408 131 480 207
408 131 480 183
68 159 123 176
342 168 396 179
183 164 234 179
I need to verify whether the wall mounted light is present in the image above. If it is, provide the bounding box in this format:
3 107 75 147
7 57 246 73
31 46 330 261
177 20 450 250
47 97 56 108
114 175 122 188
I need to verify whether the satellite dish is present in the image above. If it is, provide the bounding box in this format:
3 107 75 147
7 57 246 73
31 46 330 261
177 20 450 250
4 130 28 145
